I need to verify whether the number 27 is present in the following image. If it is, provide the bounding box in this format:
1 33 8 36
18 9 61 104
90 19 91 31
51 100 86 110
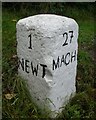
62 31 74 46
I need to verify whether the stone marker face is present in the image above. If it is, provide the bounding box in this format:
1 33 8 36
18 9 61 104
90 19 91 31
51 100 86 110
16 14 78 117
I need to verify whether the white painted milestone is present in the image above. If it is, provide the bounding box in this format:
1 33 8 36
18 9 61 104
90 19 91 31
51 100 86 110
16 14 79 117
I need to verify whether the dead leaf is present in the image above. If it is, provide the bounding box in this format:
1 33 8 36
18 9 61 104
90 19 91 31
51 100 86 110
12 55 17 59
5 93 16 100
12 19 17 22
77 77 81 80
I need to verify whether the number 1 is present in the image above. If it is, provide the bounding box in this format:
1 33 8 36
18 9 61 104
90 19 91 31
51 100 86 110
28 34 32 49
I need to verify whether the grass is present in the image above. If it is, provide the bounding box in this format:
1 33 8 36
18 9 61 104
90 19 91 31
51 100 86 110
2 3 95 119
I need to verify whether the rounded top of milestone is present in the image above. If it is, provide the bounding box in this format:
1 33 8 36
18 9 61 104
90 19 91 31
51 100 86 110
16 14 77 33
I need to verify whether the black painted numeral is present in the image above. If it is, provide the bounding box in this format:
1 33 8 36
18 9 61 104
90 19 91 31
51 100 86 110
62 32 68 46
62 31 74 46
28 34 32 49
69 31 73 43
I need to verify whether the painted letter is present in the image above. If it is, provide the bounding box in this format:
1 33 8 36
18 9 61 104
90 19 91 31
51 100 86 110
31 62 38 76
53 56 59 70
65 52 70 66
40 64 47 78
71 50 76 62
18 58 24 71
25 60 29 73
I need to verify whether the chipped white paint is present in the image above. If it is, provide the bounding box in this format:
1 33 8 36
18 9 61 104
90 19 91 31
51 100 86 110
16 14 78 117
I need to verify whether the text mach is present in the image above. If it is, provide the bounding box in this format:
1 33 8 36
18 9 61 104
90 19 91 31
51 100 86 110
53 50 77 70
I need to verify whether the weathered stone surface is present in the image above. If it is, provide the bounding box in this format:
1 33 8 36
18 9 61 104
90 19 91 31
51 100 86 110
16 14 78 117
